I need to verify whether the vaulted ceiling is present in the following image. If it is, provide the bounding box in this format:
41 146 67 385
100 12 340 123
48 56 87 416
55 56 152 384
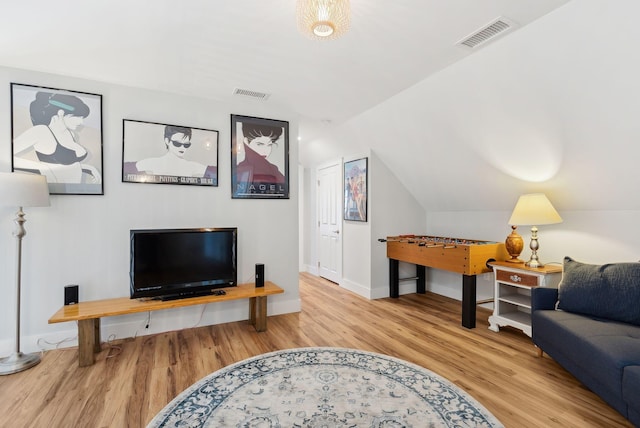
301 1 640 212
0 0 570 143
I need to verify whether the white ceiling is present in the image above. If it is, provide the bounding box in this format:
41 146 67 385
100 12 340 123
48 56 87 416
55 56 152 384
0 0 570 142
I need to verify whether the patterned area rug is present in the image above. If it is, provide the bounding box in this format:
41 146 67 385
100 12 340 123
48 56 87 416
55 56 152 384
148 347 503 427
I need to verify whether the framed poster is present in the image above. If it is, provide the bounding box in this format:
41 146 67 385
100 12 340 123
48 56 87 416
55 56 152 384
122 119 219 186
11 83 104 195
231 114 289 199
344 157 368 222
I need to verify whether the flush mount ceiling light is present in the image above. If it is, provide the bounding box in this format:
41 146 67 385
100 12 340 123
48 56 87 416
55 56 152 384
296 0 350 40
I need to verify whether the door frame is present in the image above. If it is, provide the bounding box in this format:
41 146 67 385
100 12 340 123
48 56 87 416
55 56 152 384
315 159 343 284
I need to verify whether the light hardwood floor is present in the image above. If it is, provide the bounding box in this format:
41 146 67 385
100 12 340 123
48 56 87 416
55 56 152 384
0 273 633 427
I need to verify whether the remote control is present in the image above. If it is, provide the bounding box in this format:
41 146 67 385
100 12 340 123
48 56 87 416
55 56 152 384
212 290 226 296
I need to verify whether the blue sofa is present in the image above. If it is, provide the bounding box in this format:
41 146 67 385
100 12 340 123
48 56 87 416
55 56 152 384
531 257 640 427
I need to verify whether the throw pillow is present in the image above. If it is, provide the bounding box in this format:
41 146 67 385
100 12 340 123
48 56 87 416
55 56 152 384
557 256 640 325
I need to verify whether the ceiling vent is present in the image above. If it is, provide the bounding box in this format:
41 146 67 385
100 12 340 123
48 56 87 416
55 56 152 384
457 18 515 49
233 88 270 101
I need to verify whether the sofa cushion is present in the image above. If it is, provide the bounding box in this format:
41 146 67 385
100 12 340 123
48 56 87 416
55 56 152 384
533 311 640 387
557 257 640 326
623 366 640 415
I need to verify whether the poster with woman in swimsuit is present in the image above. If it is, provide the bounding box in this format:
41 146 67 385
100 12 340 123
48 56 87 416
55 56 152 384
11 83 103 195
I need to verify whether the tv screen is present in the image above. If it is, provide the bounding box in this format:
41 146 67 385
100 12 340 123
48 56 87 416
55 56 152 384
130 228 237 300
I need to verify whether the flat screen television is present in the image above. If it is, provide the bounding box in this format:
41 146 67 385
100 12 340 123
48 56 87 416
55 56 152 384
130 227 237 300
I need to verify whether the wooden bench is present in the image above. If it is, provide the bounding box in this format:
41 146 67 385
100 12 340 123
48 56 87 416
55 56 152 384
48 282 284 367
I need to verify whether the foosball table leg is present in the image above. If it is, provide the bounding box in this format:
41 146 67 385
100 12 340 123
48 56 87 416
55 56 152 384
462 275 477 329
389 259 399 298
416 265 426 294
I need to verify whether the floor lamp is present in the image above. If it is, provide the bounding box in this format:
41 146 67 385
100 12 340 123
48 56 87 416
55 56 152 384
0 172 50 375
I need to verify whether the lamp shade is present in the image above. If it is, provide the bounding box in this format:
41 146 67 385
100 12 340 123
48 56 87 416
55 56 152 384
297 0 350 40
0 172 50 208
508 193 562 226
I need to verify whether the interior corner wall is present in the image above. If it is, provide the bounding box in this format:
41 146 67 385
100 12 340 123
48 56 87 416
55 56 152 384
302 166 317 275
340 153 371 296
298 163 305 272
0 66 301 355
369 151 426 299
302 147 426 299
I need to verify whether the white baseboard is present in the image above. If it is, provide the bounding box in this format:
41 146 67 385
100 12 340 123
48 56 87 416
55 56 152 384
305 264 319 276
316 276 424 300
339 278 371 299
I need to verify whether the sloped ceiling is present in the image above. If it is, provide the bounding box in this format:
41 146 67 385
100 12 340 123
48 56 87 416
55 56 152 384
0 0 569 142
304 0 640 212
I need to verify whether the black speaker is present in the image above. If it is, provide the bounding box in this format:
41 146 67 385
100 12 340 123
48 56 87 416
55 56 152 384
255 263 264 288
64 285 79 305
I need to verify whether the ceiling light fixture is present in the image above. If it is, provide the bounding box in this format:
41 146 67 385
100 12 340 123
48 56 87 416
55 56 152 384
296 0 350 40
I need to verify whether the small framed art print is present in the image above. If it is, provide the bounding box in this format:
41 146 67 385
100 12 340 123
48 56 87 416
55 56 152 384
344 157 368 222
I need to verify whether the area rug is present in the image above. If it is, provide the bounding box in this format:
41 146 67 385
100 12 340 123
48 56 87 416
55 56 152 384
147 347 503 427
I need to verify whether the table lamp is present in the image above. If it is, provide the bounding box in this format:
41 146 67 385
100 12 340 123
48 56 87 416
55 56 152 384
0 172 50 375
507 193 562 268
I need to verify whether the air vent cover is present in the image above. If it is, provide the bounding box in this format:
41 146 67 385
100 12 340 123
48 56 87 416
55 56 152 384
457 18 515 49
233 88 270 100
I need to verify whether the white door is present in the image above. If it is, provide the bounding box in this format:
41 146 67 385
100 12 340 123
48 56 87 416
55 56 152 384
317 161 342 283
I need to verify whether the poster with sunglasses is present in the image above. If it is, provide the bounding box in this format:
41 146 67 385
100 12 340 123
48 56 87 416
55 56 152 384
122 119 219 186
231 114 289 199
11 83 104 195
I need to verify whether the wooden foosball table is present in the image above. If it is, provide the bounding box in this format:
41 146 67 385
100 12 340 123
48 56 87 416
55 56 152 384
381 235 508 329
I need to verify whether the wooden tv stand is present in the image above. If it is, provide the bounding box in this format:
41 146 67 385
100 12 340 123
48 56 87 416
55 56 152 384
48 282 284 367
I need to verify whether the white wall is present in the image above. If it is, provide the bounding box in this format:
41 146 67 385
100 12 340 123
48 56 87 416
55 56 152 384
0 66 301 354
300 0 640 302
314 0 640 213
339 153 372 296
369 151 425 298
298 163 305 272
302 167 316 274
303 149 426 299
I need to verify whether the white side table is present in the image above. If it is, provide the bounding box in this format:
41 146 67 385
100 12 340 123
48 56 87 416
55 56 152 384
488 261 562 337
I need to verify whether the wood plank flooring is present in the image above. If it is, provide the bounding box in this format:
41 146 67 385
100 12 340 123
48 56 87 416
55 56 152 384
0 272 633 427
